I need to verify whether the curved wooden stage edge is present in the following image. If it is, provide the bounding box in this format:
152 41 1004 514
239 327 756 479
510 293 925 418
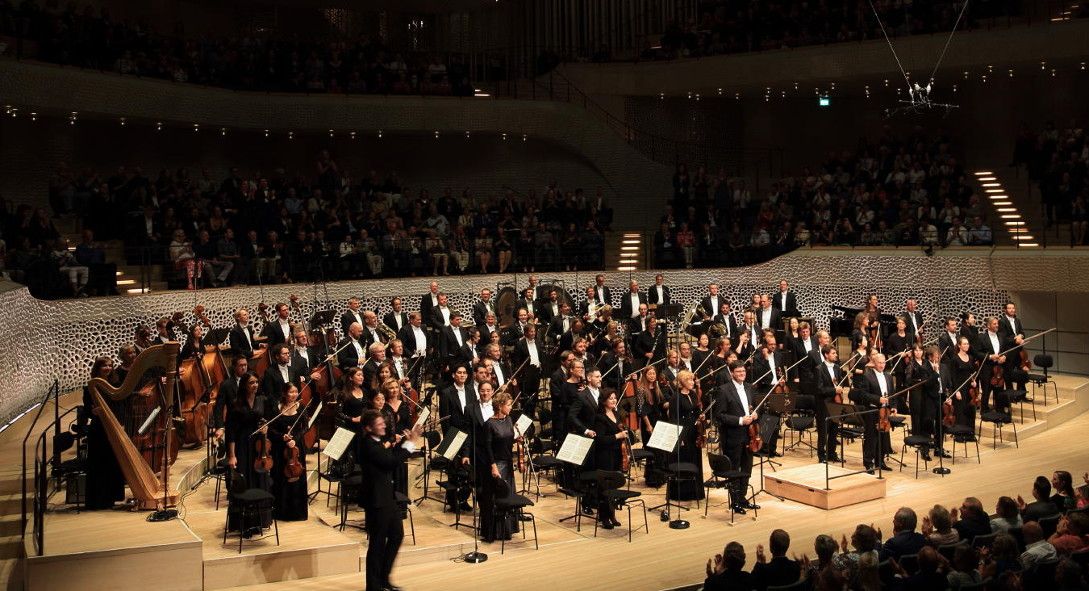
5 375 1088 591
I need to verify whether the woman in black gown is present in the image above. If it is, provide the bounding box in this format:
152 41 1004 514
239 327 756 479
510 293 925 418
884 316 911 386
225 372 273 531
338 367 367 463
950 337 979 428
592 390 628 529
480 390 520 542
267 382 309 521
666 370 705 502
635 366 666 487
380 377 412 496
82 356 126 510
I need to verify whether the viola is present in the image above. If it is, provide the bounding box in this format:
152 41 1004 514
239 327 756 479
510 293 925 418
254 421 274 473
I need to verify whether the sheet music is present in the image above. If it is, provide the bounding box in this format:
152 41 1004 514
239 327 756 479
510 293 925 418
515 413 533 437
307 401 323 431
413 406 431 429
440 430 468 461
323 427 355 461
647 421 681 453
556 434 594 466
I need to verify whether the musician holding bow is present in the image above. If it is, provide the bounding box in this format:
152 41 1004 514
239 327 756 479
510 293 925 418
714 362 758 514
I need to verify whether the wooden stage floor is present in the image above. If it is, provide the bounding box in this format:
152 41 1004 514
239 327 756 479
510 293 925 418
6 374 1088 591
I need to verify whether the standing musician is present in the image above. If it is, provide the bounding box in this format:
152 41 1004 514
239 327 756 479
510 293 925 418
230 308 264 358
262 343 301 400
972 316 1012 414
82 357 125 510
647 273 671 307
383 297 409 332
438 365 473 512
578 286 597 320
564 331 594 368
950 336 979 428
419 281 441 328
548 301 575 342
388 339 410 383
904 298 924 344
225 372 274 531
756 295 782 335
336 323 367 371
700 283 725 322
477 312 501 354
213 354 249 441
628 303 651 336
793 322 820 382
714 363 757 513
472 288 496 327
593 273 612 306
884 316 912 375
592 390 627 529
814 345 847 463
921 345 952 458
937 317 961 364
619 280 645 320
559 360 589 490
751 334 789 454
266 382 309 521
661 348 683 385
540 289 563 325
959 311 980 343
362 343 387 391
589 319 619 360
338 367 368 460
665 370 706 503
632 365 665 485
568 366 604 447
633 317 666 369
526 275 544 303
502 308 531 347
511 323 543 417
772 279 800 317
549 351 576 438
740 310 761 348
996 302 1028 391
290 329 318 374
478 390 521 542
903 344 932 459
429 293 454 330
466 379 498 537
677 342 697 374
341 298 366 335
483 344 511 390
711 301 739 341
357 409 422 591
396 312 429 359
516 287 538 320
439 312 470 375
361 311 386 348
260 303 293 346
856 353 894 473
152 316 175 345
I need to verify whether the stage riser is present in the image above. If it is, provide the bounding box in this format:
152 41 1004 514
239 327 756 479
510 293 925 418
26 540 203 591
203 544 359 590
764 466 887 510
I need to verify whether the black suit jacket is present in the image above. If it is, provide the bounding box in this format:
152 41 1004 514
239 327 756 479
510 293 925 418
471 300 495 327
752 556 802 591
632 327 666 364
419 292 439 326
937 331 960 362
627 315 650 336
647 284 671 306
340 310 365 335
357 435 412 510
567 386 599 435
1022 499 1061 523
618 290 645 320
814 360 845 406
715 381 757 448
516 298 538 319
259 320 293 347
229 324 258 357
973 331 1010 367
212 374 243 428
360 325 383 349
477 323 500 353
336 337 366 370
538 300 563 325
996 315 1025 341
771 290 800 316
291 346 319 375
439 325 469 367
262 363 299 399
430 306 455 330
397 325 428 357
903 310 924 343
756 307 782 332
439 384 472 434
880 530 927 561
710 314 739 340
751 351 790 387
700 295 727 318
857 368 892 407
382 311 409 333
593 286 612 306
501 323 527 348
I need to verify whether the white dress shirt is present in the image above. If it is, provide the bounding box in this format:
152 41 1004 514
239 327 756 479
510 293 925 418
455 385 467 411
988 331 1000 354
779 291 789 311
629 293 640 317
278 363 290 382
411 325 427 355
733 380 751 425
352 340 365 361
526 340 541 367
452 327 463 348
767 354 778 385
439 307 451 326
760 308 772 328
875 371 889 396
493 363 506 386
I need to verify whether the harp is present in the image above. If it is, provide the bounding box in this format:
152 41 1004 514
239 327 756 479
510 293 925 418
88 342 181 510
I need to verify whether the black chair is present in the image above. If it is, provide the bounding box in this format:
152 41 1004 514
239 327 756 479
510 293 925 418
1004 388 1035 423
971 532 998 549
1022 558 1059 591
210 456 232 510
899 433 932 479
493 475 537 554
979 410 1018 449
316 450 355 508
896 553 920 575
417 430 443 502
1038 514 1060 539
937 540 968 563
337 473 365 531
394 491 416 545
948 425 980 465
526 436 563 499
703 452 754 523
1028 354 1057 406
593 470 648 543
781 412 815 457
665 461 701 512
222 471 279 553
52 431 86 507
630 447 656 477
835 425 864 467
767 579 810 591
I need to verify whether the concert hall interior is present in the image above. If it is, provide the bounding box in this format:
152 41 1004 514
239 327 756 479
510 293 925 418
2 1 1089 590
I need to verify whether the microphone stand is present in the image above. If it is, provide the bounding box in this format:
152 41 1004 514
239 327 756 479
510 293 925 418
462 403 487 564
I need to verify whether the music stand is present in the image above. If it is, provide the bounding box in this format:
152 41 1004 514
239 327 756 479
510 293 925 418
555 433 594 526
205 328 230 348
310 310 337 328
432 427 473 531
750 396 787 503
782 381 818 455
823 401 884 489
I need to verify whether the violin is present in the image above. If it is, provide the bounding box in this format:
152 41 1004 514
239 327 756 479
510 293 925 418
747 419 763 453
282 401 308 483
254 420 274 473
619 420 631 473
942 396 956 427
877 404 892 432
969 381 981 407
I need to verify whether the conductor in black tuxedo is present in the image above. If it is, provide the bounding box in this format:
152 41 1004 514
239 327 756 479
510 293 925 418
357 409 423 591
715 361 759 513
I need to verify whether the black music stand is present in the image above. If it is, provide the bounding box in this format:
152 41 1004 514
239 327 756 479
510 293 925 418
823 401 885 489
205 328 230 348
555 433 595 527
310 310 337 328
782 381 818 455
433 427 474 532
750 402 786 503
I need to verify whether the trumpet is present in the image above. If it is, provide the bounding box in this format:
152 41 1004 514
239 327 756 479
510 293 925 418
378 322 398 340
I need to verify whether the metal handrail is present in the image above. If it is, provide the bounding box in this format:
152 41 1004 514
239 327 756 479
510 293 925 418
19 380 59 552
31 402 81 556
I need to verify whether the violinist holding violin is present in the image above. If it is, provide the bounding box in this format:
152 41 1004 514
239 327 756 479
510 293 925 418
480 391 523 542
972 317 1012 414
591 390 628 530
225 372 273 532
856 353 894 473
714 362 758 514
996 302 1029 392
751 335 789 455
267 382 309 521
950 336 979 428
815 345 848 463
667 370 705 503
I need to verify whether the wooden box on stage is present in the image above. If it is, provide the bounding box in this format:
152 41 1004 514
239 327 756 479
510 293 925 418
763 464 886 510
